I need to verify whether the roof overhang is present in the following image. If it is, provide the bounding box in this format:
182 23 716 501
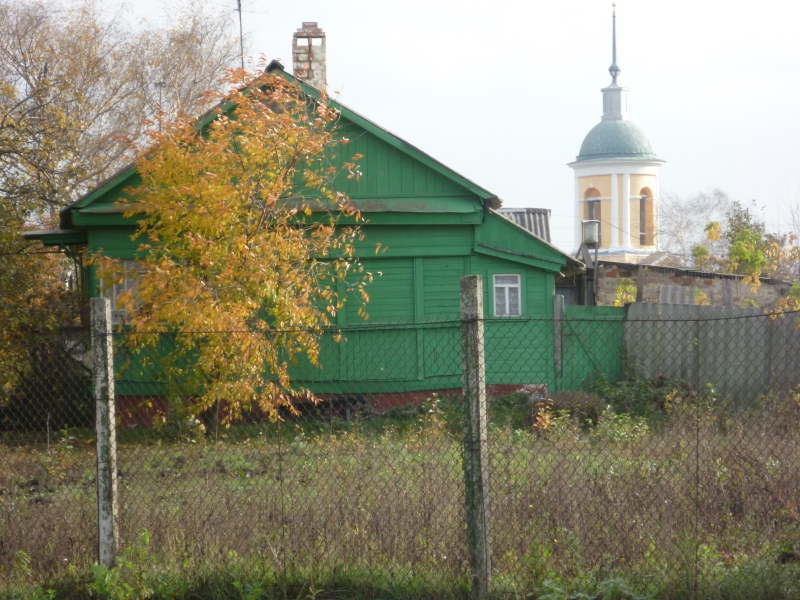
22 229 87 246
568 158 666 170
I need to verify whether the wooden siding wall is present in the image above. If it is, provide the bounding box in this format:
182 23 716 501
292 251 557 395
90 224 554 321
89 227 139 257
477 213 565 266
340 254 553 322
353 225 473 258
110 245 558 397
332 122 470 199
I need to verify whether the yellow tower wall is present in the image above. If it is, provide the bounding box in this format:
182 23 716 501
630 200 641 248
630 174 657 248
578 175 612 198
578 175 613 249
574 170 660 251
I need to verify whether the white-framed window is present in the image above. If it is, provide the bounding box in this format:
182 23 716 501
493 274 521 316
101 260 142 325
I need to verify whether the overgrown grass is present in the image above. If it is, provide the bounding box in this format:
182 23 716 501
3 383 800 599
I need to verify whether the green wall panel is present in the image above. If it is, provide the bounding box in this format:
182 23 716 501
422 323 462 380
423 256 467 318
476 212 566 266
342 328 418 381
557 306 625 391
89 227 139 257
332 122 471 201
353 225 472 258
289 333 342 383
346 258 415 323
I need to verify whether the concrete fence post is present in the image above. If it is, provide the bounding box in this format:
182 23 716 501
460 275 491 599
91 297 119 567
554 294 564 377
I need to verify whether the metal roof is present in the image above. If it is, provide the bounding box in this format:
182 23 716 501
576 119 657 162
496 208 552 243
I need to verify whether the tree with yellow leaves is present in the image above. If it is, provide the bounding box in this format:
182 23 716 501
692 201 800 304
96 67 370 423
613 278 636 307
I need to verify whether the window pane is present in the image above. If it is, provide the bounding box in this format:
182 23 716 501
495 286 507 315
508 286 520 315
495 275 519 286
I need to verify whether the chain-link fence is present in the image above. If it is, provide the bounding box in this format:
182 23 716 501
3 290 800 598
0 328 97 579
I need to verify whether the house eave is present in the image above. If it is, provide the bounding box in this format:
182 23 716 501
22 229 88 246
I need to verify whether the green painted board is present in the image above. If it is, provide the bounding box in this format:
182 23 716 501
476 212 567 266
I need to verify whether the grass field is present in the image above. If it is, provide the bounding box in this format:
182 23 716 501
3 384 800 599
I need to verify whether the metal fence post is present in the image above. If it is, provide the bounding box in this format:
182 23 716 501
92 297 119 567
460 275 491 599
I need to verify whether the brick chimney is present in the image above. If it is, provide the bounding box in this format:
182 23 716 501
292 22 326 91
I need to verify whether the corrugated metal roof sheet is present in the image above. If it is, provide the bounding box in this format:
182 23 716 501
496 208 552 243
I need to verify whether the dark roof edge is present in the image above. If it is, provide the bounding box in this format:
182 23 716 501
598 259 792 286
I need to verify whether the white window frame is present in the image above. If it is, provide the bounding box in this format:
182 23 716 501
493 274 521 317
101 259 142 325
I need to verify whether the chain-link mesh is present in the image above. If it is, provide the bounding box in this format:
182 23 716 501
0 329 96 582
110 321 470 594
486 306 800 597
3 306 800 597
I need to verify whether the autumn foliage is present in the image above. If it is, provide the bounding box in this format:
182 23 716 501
97 67 369 422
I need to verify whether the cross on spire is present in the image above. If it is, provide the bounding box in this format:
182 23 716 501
609 3 621 84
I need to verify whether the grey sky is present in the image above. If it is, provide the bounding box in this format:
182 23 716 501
112 0 800 251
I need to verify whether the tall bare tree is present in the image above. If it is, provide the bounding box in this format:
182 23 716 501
0 0 241 218
1 0 241 395
657 188 731 267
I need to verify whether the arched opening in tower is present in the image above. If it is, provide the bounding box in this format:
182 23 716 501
584 187 603 247
639 187 654 247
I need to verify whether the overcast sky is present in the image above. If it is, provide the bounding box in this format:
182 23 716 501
111 0 800 251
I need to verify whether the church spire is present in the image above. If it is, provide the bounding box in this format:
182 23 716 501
601 2 627 121
609 3 620 84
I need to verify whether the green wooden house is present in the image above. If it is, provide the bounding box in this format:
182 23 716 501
27 61 584 412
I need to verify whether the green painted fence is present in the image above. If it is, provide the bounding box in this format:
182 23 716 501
113 307 627 403
556 305 626 392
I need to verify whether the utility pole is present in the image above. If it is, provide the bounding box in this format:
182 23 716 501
236 0 244 69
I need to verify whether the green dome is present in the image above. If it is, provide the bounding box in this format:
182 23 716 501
576 119 656 162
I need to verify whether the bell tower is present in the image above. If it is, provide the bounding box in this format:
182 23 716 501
568 4 664 259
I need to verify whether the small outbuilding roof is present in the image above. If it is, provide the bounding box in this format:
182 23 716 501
496 208 552 243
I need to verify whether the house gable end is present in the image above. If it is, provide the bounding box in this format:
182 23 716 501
475 211 571 271
328 117 481 211
64 84 490 225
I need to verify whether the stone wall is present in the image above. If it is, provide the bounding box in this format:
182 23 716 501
596 262 791 308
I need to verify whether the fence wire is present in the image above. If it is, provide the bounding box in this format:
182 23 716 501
0 329 96 578
2 308 800 598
